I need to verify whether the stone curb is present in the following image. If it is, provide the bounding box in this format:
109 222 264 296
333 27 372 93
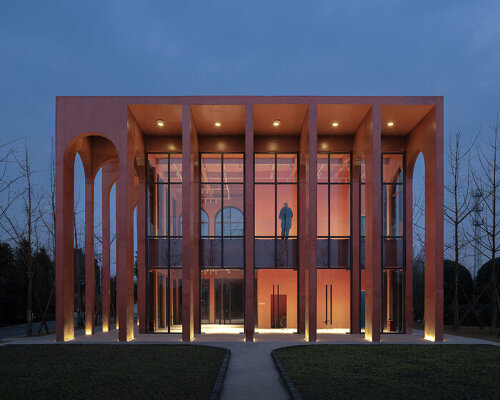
271 349 302 400
210 349 231 400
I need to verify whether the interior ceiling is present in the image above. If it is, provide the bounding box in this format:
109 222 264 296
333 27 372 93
191 105 245 135
381 105 434 135
129 104 182 135
254 104 308 135
317 104 371 135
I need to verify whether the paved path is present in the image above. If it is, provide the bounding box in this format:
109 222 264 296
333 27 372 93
0 321 55 339
1 328 498 400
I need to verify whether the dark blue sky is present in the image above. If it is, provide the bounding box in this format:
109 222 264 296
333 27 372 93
1 1 499 268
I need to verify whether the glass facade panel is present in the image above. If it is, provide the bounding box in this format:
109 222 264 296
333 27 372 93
169 154 183 182
201 269 244 327
223 154 244 183
317 269 351 330
146 153 183 333
330 154 351 183
255 154 275 183
201 238 222 268
169 184 182 236
255 269 297 330
383 238 404 267
329 238 350 267
382 269 404 332
317 239 329 267
317 185 329 236
276 154 297 182
255 239 275 268
276 185 297 237
223 238 244 267
330 185 350 237
201 184 221 237
383 183 404 236
221 184 244 235
201 153 222 182
382 154 403 184
276 239 298 267
317 154 329 183
255 185 275 236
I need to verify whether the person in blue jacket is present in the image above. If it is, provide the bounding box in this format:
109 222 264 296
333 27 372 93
279 202 293 239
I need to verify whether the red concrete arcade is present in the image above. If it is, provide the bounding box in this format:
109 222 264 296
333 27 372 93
55 96 444 342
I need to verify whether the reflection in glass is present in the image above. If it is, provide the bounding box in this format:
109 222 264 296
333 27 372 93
382 269 403 332
201 269 244 327
201 154 222 182
148 269 182 333
201 184 221 237
317 154 329 183
383 154 403 183
317 239 329 267
329 238 350 267
317 269 351 330
276 239 297 267
148 238 169 267
277 185 297 237
330 185 350 237
255 185 275 236
383 238 404 267
383 184 404 236
255 239 275 267
276 154 297 182
255 154 275 183
169 184 182 236
215 207 244 236
317 185 329 236
201 238 222 267
223 154 244 183
223 238 244 267
169 154 182 182
330 154 350 183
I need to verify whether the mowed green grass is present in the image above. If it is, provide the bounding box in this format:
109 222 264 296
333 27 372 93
0 345 227 400
276 345 500 400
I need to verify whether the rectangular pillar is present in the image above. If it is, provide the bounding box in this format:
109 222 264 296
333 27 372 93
351 162 361 333
424 105 444 341
137 166 147 334
364 105 382 342
182 104 196 341
116 153 135 342
404 168 413 334
55 153 75 341
84 177 95 335
244 104 255 342
101 166 112 333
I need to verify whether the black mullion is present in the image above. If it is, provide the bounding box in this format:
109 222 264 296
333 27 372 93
221 154 224 268
274 153 277 268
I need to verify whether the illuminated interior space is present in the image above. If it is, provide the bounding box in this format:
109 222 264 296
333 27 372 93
55 96 444 343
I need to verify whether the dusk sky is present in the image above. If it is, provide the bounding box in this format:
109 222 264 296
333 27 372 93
1 1 499 270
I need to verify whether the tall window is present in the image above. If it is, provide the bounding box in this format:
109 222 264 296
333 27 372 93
200 153 244 268
146 153 183 333
254 154 298 268
317 153 351 267
382 153 405 333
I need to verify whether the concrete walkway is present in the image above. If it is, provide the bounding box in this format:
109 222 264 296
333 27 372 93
1 328 498 400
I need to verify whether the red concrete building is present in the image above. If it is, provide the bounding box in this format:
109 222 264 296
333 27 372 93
55 96 443 342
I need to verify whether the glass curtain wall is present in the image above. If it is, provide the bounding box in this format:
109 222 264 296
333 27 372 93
200 154 245 330
146 153 183 333
382 153 405 332
254 154 298 331
317 154 352 331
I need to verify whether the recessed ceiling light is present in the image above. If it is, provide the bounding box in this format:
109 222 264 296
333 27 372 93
332 122 339 127
214 122 221 127
273 119 281 127
156 119 165 127
387 121 395 127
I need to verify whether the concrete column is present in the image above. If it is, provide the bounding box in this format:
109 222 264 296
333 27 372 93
404 163 413 334
84 177 95 335
351 161 361 333
116 155 135 341
364 105 382 342
55 151 75 341
424 106 444 342
244 104 255 341
101 165 113 333
182 104 195 341
137 165 147 333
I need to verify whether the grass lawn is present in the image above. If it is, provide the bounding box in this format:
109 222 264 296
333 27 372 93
0 344 227 400
276 345 500 400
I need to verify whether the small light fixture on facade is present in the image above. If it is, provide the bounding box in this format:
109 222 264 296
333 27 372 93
156 119 165 127
387 121 395 127
214 122 222 127
273 119 281 127
331 122 339 127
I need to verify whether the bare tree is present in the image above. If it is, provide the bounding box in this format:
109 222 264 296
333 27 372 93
469 115 500 328
444 131 475 330
0 141 42 336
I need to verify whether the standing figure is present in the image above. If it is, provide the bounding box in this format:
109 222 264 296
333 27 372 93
279 202 293 239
